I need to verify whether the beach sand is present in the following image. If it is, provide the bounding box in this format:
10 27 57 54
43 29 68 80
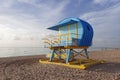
0 49 120 80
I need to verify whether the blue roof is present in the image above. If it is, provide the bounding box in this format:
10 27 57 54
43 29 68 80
48 18 80 31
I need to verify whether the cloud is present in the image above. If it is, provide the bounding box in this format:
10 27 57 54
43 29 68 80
0 0 14 8
80 2 120 47
93 0 120 5
0 0 70 47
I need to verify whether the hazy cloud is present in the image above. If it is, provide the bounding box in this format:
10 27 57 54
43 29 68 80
93 0 120 5
0 0 69 47
81 2 120 47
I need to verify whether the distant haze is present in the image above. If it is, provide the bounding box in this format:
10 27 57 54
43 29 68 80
0 0 120 48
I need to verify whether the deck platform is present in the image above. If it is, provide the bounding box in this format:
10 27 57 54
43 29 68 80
49 46 89 49
39 58 105 70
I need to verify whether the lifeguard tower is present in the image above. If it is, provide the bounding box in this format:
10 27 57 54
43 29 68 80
39 18 104 69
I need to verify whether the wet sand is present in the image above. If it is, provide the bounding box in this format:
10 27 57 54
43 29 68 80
0 49 120 80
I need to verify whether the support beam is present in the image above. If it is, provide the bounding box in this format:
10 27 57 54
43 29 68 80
58 49 61 59
66 49 72 64
72 49 85 58
50 50 55 61
84 49 89 59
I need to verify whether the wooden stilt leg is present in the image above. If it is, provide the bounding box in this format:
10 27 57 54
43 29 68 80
50 50 55 61
84 49 89 59
66 49 71 64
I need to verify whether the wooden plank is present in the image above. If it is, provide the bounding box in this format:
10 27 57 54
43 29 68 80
49 46 89 49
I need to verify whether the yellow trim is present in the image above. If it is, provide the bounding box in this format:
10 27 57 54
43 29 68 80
46 53 74 59
76 23 78 38
49 46 89 49
39 59 105 70
60 37 72 41
60 33 69 36
46 53 67 59
59 23 78 43
39 60 86 69
64 46 89 49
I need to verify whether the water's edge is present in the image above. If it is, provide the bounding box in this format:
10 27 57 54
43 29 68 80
0 47 119 57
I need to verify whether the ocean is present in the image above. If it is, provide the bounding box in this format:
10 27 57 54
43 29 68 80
0 47 118 57
0 47 50 57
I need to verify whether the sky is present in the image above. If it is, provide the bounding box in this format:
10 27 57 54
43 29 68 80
0 0 120 48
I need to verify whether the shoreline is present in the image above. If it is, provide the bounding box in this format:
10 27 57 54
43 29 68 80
0 48 120 58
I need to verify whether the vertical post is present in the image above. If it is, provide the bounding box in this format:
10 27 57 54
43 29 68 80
76 23 78 38
84 49 89 59
58 49 61 59
50 49 55 61
66 49 71 64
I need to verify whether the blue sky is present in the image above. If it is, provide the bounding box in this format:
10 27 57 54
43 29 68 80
0 0 120 48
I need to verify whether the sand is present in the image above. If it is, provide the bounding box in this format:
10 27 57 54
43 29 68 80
0 49 120 80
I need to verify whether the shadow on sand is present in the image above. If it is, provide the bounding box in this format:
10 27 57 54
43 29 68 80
87 62 120 73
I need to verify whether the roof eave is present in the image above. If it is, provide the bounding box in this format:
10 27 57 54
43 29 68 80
47 20 78 31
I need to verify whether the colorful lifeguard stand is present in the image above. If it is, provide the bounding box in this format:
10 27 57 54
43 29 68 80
40 18 104 69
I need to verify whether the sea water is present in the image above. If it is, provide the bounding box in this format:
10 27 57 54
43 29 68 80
0 47 117 57
0 47 50 57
